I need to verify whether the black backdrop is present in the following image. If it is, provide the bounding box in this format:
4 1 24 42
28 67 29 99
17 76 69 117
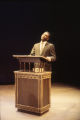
0 1 80 86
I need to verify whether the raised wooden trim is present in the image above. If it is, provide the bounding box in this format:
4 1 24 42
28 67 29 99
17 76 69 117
16 104 50 113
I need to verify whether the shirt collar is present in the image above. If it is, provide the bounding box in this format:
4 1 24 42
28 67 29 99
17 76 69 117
40 41 47 44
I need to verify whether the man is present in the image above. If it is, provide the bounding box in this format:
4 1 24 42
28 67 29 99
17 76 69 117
30 31 56 72
30 31 56 71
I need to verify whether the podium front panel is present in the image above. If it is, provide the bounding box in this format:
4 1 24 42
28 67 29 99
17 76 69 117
14 71 51 114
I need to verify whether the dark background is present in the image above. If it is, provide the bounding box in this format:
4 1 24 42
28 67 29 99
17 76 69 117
0 1 80 86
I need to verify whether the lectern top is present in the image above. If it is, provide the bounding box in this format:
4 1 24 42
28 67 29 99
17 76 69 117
12 55 51 72
12 55 49 63
13 55 46 59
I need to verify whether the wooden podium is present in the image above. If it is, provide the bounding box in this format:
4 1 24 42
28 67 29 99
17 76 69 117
13 55 52 114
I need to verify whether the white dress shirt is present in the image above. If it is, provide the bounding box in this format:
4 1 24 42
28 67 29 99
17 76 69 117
40 41 47 54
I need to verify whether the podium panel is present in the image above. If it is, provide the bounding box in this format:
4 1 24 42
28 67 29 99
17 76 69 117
14 71 51 114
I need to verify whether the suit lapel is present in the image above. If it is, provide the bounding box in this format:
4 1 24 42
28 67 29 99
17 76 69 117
38 43 40 55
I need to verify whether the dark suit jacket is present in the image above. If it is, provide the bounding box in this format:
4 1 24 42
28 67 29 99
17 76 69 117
30 42 56 62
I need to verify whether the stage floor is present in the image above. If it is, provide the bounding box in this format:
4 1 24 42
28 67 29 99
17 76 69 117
0 83 80 120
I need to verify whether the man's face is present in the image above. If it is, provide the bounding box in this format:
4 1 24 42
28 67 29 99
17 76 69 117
41 32 50 41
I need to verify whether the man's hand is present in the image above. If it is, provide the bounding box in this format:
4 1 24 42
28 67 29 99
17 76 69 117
46 57 51 62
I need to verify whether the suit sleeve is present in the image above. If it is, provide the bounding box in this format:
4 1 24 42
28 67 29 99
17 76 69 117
30 44 35 56
50 44 56 62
